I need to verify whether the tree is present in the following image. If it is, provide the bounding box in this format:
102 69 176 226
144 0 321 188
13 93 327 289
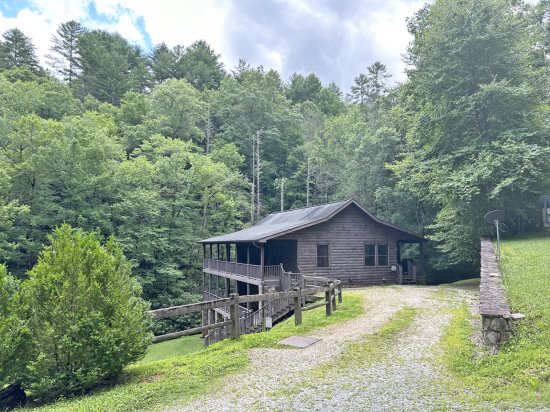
47 21 86 85
392 0 550 266
149 42 178 83
286 73 322 104
0 28 42 74
0 265 26 388
77 30 150 104
180 40 225 90
350 61 391 120
21 225 151 400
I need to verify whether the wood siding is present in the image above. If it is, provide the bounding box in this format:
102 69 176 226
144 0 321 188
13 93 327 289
276 204 419 285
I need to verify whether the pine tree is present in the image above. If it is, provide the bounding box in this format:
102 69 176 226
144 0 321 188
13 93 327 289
0 28 42 73
47 21 86 85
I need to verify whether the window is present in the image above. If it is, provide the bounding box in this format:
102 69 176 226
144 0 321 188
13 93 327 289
317 244 329 267
365 244 389 267
377 244 389 267
365 244 376 266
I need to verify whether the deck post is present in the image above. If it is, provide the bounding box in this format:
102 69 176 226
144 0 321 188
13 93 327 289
217 243 220 260
325 286 332 316
226 243 231 262
331 282 337 311
293 288 302 325
230 293 240 339
260 243 265 330
209 243 213 259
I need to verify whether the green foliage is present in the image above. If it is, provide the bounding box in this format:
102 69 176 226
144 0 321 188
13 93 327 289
21 225 152 400
47 21 86 85
31 293 363 412
391 0 550 266
0 28 42 74
440 236 550 407
0 265 27 386
77 30 150 104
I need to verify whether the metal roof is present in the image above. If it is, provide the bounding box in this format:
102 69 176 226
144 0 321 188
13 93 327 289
201 199 424 243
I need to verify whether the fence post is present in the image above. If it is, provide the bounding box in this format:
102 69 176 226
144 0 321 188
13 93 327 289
331 282 337 311
325 286 332 316
230 293 240 339
337 282 343 303
293 288 302 325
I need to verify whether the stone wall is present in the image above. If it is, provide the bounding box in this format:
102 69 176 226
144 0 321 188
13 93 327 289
479 238 514 347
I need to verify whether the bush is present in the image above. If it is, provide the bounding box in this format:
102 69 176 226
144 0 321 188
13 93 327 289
0 265 27 387
21 224 152 400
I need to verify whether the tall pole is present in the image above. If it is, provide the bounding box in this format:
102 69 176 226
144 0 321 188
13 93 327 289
280 177 285 212
495 219 501 261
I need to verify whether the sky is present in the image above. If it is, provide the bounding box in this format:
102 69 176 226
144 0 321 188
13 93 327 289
0 0 427 91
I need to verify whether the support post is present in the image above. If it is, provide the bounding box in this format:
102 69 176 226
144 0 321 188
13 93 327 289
331 282 337 311
337 282 343 303
325 286 332 316
226 243 231 262
260 243 265 330
293 288 302 325
230 293 240 339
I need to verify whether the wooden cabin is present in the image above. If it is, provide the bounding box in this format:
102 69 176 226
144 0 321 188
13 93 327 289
200 199 425 303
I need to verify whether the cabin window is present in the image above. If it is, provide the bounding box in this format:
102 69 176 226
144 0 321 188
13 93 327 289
377 244 389 266
365 244 389 267
316 244 329 267
365 244 376 266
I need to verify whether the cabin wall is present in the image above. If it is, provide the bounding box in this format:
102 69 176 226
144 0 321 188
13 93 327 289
276 204 418 285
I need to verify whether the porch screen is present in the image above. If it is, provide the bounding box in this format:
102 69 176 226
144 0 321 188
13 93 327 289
316 244 329 267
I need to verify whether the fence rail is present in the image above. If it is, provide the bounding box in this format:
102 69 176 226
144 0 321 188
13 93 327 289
150 279 343 345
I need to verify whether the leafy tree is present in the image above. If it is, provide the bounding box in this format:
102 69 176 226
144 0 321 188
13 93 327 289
144 78 205 143
217 64 301 215
0 28 42 74
21 225 151 400
47 20 86 85
0 265 27 387
392 0 550 266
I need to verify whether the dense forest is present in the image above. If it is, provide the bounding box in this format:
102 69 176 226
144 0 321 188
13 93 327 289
0 0 549 326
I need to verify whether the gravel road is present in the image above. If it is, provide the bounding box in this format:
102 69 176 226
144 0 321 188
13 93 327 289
170 285 477 412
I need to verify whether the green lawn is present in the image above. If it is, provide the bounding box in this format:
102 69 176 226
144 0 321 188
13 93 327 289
31 292 364 412
140 335 203 363
441 235 550 408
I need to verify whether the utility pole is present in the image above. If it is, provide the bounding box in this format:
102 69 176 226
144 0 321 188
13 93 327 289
280 177 285 212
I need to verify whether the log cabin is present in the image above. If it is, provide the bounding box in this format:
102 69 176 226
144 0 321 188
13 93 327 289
200 199 425 300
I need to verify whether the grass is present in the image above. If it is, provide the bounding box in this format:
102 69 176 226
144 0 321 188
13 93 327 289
140 335 203 363
440 235 550 408
30 292 364 412
312 306 419 378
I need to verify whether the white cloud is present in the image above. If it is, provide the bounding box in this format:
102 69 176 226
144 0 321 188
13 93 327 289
0 0 426 87
367 0 426 82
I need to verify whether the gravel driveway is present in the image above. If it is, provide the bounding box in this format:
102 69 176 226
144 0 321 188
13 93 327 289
170 285 476 412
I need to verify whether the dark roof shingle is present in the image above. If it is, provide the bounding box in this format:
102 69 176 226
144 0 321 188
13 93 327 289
201 199 423 243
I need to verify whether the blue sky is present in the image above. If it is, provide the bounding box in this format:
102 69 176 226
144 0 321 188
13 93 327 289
0 0 428 90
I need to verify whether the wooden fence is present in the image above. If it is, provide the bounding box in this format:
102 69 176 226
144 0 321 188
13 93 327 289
150 278 343 344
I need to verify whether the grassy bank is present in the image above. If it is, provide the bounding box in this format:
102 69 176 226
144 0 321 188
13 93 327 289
140 335 203 363
441 235 550 408
31 292 364 412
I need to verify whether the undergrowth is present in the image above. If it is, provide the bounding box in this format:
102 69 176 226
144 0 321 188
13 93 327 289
30 292 364 412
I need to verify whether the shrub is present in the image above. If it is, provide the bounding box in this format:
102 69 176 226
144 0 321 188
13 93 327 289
21 224 152 400
0 265 27 387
